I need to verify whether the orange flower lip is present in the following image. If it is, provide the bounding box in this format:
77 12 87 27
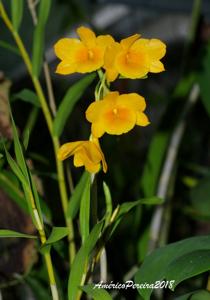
86 91 150 137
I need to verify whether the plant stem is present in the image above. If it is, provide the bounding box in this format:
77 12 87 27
0 2 75 263
25 187 59 300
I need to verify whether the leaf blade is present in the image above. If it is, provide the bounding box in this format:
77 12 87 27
53 74 96 137
0 229 37 239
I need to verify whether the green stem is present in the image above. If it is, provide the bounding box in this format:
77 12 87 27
0 2 75 263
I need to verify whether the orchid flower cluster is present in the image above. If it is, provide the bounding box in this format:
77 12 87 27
55 26 166 173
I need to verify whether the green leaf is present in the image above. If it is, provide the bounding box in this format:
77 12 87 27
0 40 20 56
68 222 104 300
0 171 28 212
26 277 51 300
116 197 163 220
175 290 210 300
46 227 69 244
66 171 89 219
12 89 40 107
0 229 37 239
189 174 210 219
32 23 45 76
140 132 169 197
134 235 210 300
53 74 96 137
103 182 112 226
0 153 3 159
11 113 29 182
29 171 43 226
4 147 28 186
23 128 30 150
165 250 210 289
198 44 210 117
40 227 69 254
79 175 91 243
188 290 210 300
38 0 51 27
81 284 112 300
103 197 162 244
32 0 51 76
11 0 23 31
173 72 196 98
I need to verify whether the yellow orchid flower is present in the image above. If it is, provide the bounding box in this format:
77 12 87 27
86 91 150 137
57 139 107 173
103 34 166 81
54 26 114 75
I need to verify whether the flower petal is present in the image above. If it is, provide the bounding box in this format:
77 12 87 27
57 141 84 160
77 26 96 47
136 112 150 126
150 60 165 73
103 42 121 82
54 38 80 60
120 34 140 49
91 122 105 138
56 61 77 75
97 35 115 48
147 39 166 60
115 50 149 79
86 92 119 123
75 46 104 72
117 93 146 111
102 108 136 135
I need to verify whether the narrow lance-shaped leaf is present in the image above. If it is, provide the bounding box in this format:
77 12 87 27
141 132 170 197
4 146 28 186
66 171 89 219
45 227 69 244
10 112 30 182
0 171 28 213
53 73 96 137
0 40 20 56
29 171 44 226
40 227 69 254
11 0 23 31
32 0 51 76
198 44 210 117
0 229 37 239
79 174 91 244
104 197 163 241
68 222 104 300
103 181 112 226
12 89 40 107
